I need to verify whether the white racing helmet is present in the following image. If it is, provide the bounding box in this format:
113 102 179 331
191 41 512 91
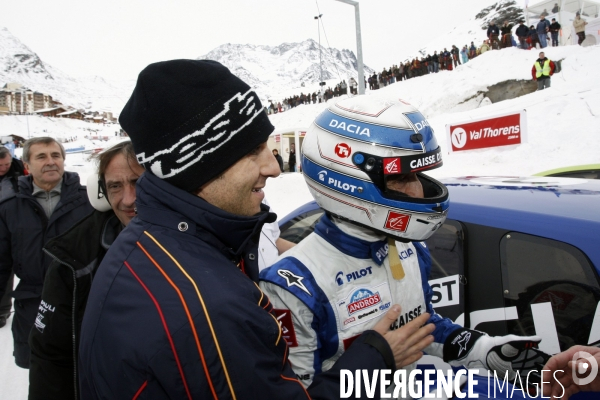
301 97 449 241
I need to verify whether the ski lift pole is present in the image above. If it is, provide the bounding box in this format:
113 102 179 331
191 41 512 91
335 0 365 95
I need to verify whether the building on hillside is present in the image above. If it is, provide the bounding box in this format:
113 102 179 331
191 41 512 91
33 106 70 118
57 109 85 120
0 83 55 114
82 111 117 124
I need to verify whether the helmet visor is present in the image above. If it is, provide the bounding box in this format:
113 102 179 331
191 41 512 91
352 147 447 202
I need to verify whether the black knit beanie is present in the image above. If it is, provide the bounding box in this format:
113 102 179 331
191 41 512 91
119 59 274 192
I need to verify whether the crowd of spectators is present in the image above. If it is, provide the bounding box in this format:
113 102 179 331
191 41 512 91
264 12 589 112
267 78 358 114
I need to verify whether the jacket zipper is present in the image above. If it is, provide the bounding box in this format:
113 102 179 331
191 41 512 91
43 248 79 400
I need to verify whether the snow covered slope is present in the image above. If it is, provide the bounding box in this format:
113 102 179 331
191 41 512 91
269 44 600 179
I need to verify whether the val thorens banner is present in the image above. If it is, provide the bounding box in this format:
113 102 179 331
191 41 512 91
445 110 528 152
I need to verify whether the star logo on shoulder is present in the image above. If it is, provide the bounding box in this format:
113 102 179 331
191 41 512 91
277 269 312 296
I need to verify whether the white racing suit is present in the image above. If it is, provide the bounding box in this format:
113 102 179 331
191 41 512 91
259 214 462 388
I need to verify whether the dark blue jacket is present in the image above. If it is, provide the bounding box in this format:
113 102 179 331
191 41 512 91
29 210 122 400
0 157 25 201
487 24 500 36
0 171 93 301
537 19 551 34
79 172 394 400
516 24 529 37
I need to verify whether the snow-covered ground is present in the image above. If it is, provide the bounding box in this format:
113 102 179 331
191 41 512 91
2 43 600 399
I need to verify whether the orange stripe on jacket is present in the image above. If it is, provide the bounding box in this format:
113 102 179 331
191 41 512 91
124 261 193 400
142 231 237 400
136 241 219 400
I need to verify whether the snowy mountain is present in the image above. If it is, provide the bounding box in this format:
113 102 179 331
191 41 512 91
411 0 525 60
475 0 525 29
0 27 133 115
198 39 375 101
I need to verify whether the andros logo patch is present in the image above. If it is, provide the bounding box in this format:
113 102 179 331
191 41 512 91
347 289 382 315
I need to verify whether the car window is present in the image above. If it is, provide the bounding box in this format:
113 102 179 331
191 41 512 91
425 220 466 322
279 209 324 244
547 170 600 179
500 232 600 351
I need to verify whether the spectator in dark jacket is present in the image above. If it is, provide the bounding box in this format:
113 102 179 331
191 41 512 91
487 20 500 49
0 146 26 329
450 45 460 67
0 146 25 200
431 51 440 72
516 20 530 49
537 15 551 48
0 137 93 369
500 20 514 48
469 42 477 58
288 142 296 172
529 25 540 48
549 18 561 46
28 141 144 400
272 148 284 172
79 59 433 399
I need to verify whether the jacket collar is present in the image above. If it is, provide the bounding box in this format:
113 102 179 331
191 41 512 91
314 214 389 266
17 171 80 198
135 172 276 260
44 210 122 271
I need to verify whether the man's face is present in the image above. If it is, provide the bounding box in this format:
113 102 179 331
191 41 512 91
386 173 424 199
0 155 11 177
197 142 280 216
540 52 545 58
24 142 65 189
104 153 145 226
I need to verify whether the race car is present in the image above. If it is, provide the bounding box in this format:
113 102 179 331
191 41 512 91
277 176 600 399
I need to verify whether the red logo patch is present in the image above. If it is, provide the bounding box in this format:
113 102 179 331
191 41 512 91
384 211 410 232
383 158 400 174
343 334 361 350
347 293 382 315
334 143 352 158
272 308 298 347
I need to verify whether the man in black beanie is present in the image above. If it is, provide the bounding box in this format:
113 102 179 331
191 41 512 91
78 59 432 399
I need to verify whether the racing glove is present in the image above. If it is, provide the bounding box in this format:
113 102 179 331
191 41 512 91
442 329 551 384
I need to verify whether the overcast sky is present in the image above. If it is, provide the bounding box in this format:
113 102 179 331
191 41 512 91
2 0 510 81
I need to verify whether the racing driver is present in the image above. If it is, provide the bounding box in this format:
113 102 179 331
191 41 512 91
260 97 551 393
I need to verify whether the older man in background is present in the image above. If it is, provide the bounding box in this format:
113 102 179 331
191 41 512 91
0 137 92 368
29 141 144 400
